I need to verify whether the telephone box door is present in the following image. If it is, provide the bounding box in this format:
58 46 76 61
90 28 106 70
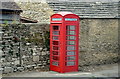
50 23 61 72
64 23 79 72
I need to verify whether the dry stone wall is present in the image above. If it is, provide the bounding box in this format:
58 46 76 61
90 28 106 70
17 2 54 23
0 23 50 74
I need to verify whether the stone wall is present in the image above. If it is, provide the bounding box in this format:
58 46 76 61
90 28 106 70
80 19 118 52
79 19 119 67
0 23 50 74
17 2 54 23
0 19 119 74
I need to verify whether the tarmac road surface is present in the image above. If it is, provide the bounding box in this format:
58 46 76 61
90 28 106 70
2 63 119 77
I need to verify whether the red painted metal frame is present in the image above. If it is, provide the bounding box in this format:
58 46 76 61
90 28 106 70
50 12 80 73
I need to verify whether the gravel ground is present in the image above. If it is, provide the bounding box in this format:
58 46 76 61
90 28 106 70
2 63 119 77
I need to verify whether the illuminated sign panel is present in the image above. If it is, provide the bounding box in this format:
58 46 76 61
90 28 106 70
52 18 62 21
65 18 77 21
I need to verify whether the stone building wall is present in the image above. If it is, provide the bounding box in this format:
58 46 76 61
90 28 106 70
79 19 119 67
0 19 119 74
80 19 118 52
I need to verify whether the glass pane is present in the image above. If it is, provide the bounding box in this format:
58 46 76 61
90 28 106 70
67 26 75 30
53 56 59 61
52 18 62 21
67 56 75 60
67 36 76 40
53 36 59 40
66 61 75 66
53 46 59 50
53 26 59 30
53 31 59 35
67 51 75 55
65 18 77 21
52 61 59 66
67 31 75 35
53 41 59 45
53 51 59 55
67 41 75 45
67 46 75 50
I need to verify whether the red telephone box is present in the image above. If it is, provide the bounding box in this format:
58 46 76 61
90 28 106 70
50 12 80 73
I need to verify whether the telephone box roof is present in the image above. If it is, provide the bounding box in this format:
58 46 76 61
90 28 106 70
57 12 73 16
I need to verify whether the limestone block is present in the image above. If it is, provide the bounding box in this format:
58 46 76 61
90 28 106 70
12 58 17 61
3 67 13 73
31 64 36 68
0 49 3 57
0 37 2 40
0 68 3 76
4 62 11 67
33 52 37 56
14 60 19 65
17 67 24 72
40 47 43 51
37 63 42 66
43 63 46 65
33 55 39 62
25 65 31 69
34 66 40 69
41 51 46 55
6 57 12 62
46 51 49 54
25 65 34 70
